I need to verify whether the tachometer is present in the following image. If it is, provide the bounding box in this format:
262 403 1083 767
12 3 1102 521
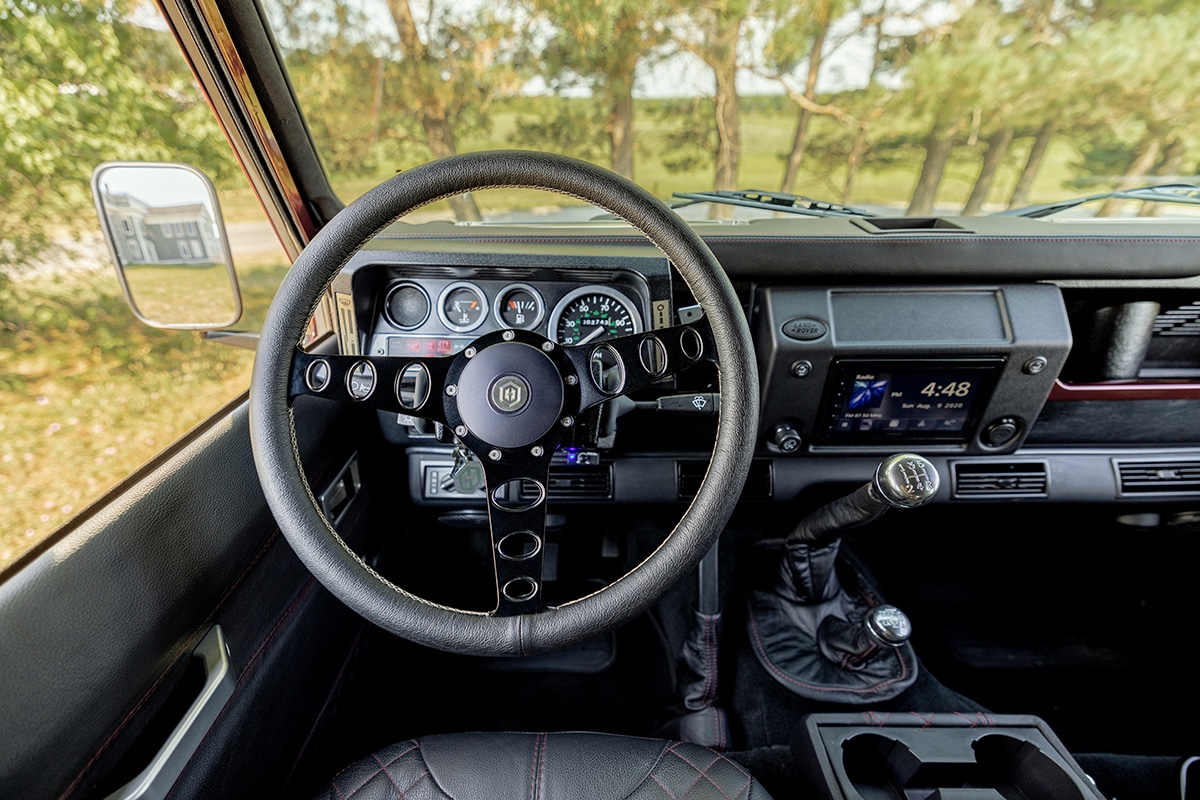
549 286 642 345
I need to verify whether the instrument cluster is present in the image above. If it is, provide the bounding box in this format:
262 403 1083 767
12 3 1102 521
366 274 649 359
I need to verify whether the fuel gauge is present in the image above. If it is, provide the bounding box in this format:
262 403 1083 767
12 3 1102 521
494 284 544 330
437 282 487 332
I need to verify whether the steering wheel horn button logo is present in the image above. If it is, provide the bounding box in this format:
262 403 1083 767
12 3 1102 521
489 374 531 414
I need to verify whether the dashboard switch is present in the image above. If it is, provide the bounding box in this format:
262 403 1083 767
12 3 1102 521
771 423 804 453
790 360 813 378
982 417 1022 447
656 393 720 415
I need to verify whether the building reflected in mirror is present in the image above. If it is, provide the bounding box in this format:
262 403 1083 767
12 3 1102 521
99 189 222 267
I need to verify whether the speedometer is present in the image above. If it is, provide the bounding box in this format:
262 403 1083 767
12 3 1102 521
549 286 643 346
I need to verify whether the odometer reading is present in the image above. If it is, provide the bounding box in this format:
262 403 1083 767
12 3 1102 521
550 287 642 346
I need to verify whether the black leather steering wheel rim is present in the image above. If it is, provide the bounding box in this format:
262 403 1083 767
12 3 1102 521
250 151 758 656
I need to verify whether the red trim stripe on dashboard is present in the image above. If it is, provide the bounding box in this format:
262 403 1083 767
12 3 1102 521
1048 379 1200 401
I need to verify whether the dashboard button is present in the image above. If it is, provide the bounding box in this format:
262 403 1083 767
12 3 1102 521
982 417 1021 447
782 317 828 341
771 423 803 453
790 360 813 378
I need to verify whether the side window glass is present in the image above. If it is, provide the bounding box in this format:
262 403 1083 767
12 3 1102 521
0 4 290 572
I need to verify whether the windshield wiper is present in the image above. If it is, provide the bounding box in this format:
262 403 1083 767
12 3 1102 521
995 183 1200 218
671 189 876 218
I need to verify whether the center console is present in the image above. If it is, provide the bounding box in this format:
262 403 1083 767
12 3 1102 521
754 285 1073 455
793 713 1106 799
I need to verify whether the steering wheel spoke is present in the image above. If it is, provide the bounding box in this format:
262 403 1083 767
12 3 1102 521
566 318 716 412
479 449 555 616
289 351 451 424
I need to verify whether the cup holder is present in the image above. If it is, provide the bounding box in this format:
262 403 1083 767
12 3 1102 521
796 714 1103 800
972 735 1087 800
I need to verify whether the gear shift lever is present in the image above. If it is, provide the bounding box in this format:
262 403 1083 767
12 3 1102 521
747 454 939 703
790 454 939 543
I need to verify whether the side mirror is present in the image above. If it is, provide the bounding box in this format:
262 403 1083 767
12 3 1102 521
92 162 242 330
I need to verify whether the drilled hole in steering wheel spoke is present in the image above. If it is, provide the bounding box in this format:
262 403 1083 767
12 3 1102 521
491 478 545 512
497 530 542 561
501 577 539 603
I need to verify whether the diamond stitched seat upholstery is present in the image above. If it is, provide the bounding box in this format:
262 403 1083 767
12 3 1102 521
317 732 775 800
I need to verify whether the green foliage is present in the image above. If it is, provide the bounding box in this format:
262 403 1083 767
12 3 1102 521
268 0 525 187
654 97 717 174
0 2 236 264
513 102 608 162
517 0 668 174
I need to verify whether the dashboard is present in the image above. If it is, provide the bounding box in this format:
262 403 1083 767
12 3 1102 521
328 224 1200 511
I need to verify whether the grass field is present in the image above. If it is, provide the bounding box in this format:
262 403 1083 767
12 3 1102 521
0 253 289 570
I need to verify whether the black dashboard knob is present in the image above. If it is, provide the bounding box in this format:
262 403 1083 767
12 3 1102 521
982 417 1021 447
771 423 803 454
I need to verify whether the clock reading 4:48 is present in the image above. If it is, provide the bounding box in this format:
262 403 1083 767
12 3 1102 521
921 381 972 398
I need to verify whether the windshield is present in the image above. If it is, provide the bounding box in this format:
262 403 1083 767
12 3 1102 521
260 0 1200 223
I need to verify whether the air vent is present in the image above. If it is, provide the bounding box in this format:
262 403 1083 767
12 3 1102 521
677 460 773 500
1152 301 1200 336
519 465 612 501
1116 460 1200 495
953 461 1048 499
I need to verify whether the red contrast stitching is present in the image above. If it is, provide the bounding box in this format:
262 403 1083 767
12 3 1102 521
343 746 420 800
747 598 909 694
536 733 547 800
910 712 936 728
529 733 543 800
372 753 403 795
664 743 749 800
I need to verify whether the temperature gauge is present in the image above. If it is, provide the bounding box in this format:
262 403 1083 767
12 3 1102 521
437 282 487 332
494 284 544 330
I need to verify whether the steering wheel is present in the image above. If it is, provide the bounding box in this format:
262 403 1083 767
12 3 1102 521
250 151 758 656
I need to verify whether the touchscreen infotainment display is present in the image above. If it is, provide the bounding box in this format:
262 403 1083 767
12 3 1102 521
818 359 1004 444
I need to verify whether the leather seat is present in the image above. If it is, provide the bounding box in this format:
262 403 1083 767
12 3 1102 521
318 731 774 799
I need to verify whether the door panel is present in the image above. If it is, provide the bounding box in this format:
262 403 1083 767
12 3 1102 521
0 396 357 799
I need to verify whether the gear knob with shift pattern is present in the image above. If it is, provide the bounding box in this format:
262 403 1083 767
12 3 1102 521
747 454 938 703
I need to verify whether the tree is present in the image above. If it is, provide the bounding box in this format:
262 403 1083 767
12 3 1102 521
668 0 764 216
520 0 667 179
899 4 1034 214
0 1 234 268
759 0 865 193
381 0 525 221
1065 10 1200 215
1007 121 1056 208
271 0 525 221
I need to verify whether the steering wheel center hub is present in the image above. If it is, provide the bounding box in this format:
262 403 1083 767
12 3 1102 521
489 374 531 414
455 342 564 448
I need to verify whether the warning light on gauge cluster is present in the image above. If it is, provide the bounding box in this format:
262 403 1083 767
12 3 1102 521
390 336 466 357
